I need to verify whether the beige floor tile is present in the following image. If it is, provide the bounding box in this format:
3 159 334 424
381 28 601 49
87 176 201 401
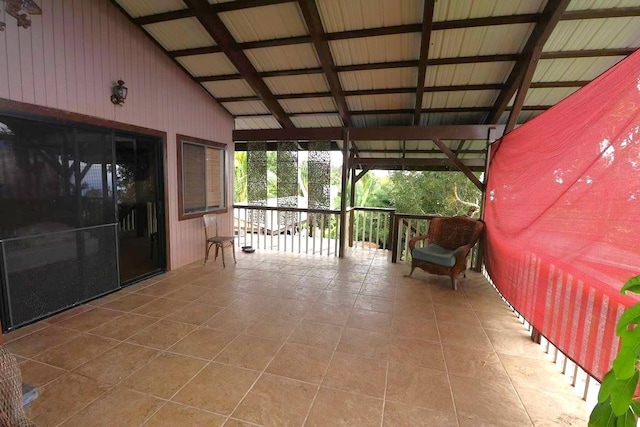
164 284 212 301
326 279 364 293
443 345 510 381
322 352 387 398
265 342 332 384
214 334 282 370
19 360 66 388
499 353 578 395
383 401 457 427
224 418 259 427
204 309 256 333
485 328 549 359
288 320 342 350
173 362 260 415
101 293 157 312
305 387 383 427
5 325 80 358
354 295 395 314
61 386 164 427
122 353 207 399
56 308 123 332
336 327 390 361
127 319 197 350
433 303 482 326
89 313 158 340
391 315 440 342
450 374 532 426
167 302 225 325
393 300 436 319
303 303 351 325
475 309 524 332
347 309 393 334
44 305 92 324
315 290 358 307
516 385 588 426
133 297 190 318
438 323 493 351
389 336 446 371
232 374 317 426
169 327 237 360
243 317 298 340
386 362 454 413
34 334 117 370
360 282 396 299
2 321 49 343
197 291 246 307
25 373 112 427
144 402 226 427
73 342 159 384
135 280 185 297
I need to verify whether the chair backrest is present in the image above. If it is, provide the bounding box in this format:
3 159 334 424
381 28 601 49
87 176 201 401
427 216 484 250
203 214 219 239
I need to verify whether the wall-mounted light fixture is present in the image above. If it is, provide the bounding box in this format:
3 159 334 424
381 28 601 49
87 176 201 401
110 80 128 106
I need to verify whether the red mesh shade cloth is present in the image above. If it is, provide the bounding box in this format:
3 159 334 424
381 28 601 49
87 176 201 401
484 49 640 381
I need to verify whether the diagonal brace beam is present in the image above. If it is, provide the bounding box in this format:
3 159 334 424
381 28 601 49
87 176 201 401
431 139 483 190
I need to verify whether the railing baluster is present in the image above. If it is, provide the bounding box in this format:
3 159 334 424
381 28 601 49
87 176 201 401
404 219 411 262
319 214 325 256
334 213 339 256
312 214 316 255
376 212 381 250
354 210 359 248
298 211 302 253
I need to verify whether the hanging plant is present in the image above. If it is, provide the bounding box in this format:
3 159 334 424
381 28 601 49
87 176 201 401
0 0 42 31
589 275 640 426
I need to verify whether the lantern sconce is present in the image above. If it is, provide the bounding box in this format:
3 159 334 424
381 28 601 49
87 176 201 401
110 80 128 106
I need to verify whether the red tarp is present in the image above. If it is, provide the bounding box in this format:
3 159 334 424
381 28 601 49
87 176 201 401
484 49 640 381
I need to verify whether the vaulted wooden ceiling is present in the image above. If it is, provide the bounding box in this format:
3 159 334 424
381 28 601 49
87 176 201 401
111 0 640 169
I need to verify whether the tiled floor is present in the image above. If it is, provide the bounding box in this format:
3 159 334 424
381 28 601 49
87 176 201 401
4 249 589 426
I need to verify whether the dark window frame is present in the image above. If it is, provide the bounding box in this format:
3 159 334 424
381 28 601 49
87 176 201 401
177 134 228 221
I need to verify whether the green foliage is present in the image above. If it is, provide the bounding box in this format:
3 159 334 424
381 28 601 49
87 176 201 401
589 275 640 426
385 171 481 216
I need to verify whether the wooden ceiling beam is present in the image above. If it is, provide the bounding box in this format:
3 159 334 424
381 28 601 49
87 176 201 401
562 7 640 20
183 0 294 128
233 125 506 142
297 0 351 126
486 0 571 125
414 0 436 125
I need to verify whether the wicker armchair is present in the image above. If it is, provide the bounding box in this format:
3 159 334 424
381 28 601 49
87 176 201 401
407 216 484 290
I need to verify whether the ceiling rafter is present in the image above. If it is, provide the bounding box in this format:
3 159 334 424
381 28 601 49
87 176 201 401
182 0 294 128
413 0 436 125
133 0 294 25
486 0 571 125
297 0 351 126
193 48 632 82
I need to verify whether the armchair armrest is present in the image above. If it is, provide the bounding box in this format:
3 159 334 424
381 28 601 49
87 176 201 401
409 234 430 250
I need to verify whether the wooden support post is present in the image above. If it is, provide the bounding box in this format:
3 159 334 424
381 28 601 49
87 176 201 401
338 130 350 258
349 156 356 248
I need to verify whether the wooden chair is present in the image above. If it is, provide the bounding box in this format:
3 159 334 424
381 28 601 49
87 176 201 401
406 216 484 290
203 214 236 268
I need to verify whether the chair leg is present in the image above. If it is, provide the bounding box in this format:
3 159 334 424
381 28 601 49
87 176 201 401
204 242 211 264
404 266 416 278
214 245 219 261
451 276 458 291
231 242 236 264
220 244 226 268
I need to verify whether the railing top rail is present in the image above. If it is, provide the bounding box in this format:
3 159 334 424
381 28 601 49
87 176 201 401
233 204 340 215
352 207 396 213
395 213 440 221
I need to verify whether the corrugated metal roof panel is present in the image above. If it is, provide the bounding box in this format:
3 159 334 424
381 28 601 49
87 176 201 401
208 0 235 3
523 87 580 106
545 18 640 51
434 0 545 21
265 74 330 95
219 2 308 42
498 110 541 125
246 44 320 72
143 18 215 51
352 114 412 127
291 115 343 128
201 80 255 98
317 0 424 33
347 94 414 111
222 100 271 116
116 0 186 18
235 116 282 130
533 56 625 81
426 62 515 86
330 34 421 66
422 90 498 109
566 0 640 11
419 112 486 126
176 53 238 77
339 68 418 91
430 24 533 58
279 98 337 113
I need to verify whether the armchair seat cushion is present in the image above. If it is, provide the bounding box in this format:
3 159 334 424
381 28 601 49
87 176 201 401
412 244 456 267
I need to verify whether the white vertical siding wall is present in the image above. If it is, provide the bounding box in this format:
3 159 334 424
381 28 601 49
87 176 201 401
0 0 234 269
